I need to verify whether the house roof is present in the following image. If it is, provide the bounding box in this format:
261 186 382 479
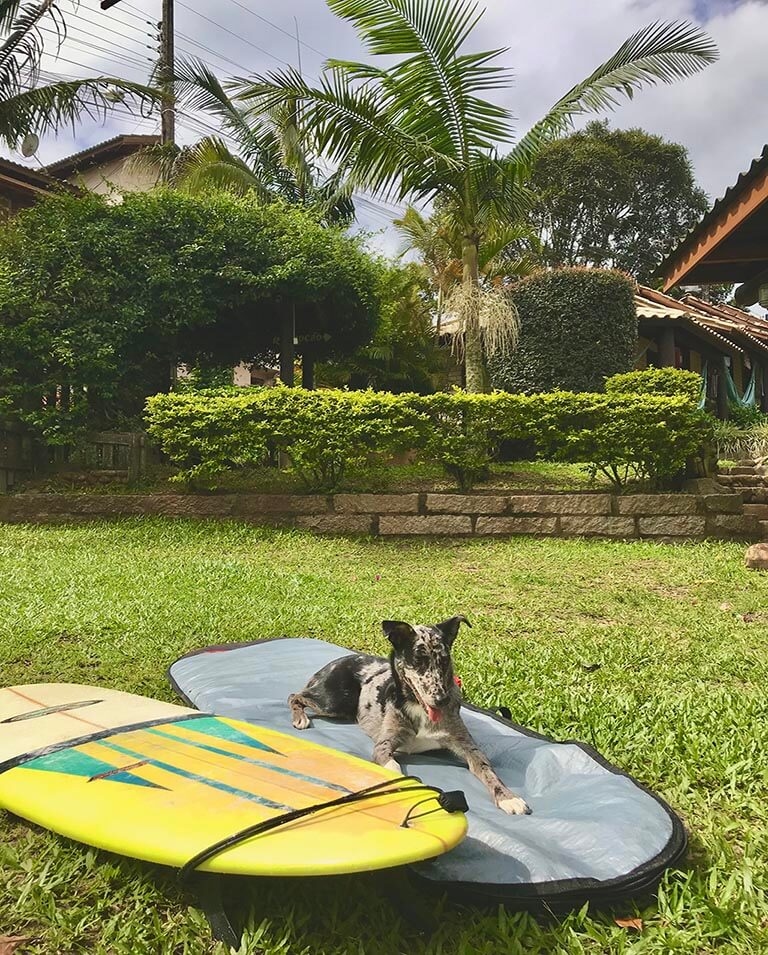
657 144 768 301
44 134 160 177
636 285 768 358
0 156 76 197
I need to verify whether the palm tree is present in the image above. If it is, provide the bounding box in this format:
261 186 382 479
394 204 540 342
1 0 158 151
141 58 354 225
232 0 717 391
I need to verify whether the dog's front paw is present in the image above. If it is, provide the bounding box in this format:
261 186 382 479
497 795 531 815
292 713 311 730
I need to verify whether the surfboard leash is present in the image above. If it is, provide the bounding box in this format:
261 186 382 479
178 776 468 883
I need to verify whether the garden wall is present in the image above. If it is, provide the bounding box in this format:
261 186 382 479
0 490 761 541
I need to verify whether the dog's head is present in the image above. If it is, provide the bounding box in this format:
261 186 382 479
382 616 471 724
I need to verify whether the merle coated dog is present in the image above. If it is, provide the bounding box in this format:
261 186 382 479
288 616 531 815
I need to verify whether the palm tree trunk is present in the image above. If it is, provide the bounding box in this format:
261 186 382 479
462 234 485 393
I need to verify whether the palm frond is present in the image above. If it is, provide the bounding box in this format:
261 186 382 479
174 56 255 144
235 65 458 203
124 140 181 186
0 0 64 93
172 136 275 201
0 77 159 148
326 0 513 162
509 20 717 170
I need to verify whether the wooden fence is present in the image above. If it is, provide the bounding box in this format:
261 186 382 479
0 423 152 492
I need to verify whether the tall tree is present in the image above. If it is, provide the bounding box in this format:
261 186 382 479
525 120 709 284
233 0 717 391
0 0 157 149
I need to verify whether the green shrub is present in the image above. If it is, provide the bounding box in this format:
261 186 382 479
147 387 712 493
406 393 502 491
713 418 768 462
523 392 710 488
146 387 425 492
727 402 765 427
605 367 702 403
489 268 637 393
144 389 273 486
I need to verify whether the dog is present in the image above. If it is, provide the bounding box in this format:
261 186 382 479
288 616 531 815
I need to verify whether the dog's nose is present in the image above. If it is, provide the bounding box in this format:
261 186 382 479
434 695 452 708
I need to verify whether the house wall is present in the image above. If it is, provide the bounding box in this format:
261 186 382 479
64 156 159 200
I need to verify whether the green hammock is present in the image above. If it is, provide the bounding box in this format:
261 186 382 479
697 361 708 410
723 357 757 408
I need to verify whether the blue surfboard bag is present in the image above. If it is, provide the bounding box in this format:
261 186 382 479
168 637 686 909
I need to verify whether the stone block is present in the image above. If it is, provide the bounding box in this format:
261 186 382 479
617 494 698 515
560 516 636 538
234 494 328 516
379 515 472 536
743 503 768 520
702 494 744 514
144 495 236 517
335 493 419 514
705 513 761 539
294 515 374 535
638 516 707 537
509 494 612 515
475 517 557 535
426 494 508 514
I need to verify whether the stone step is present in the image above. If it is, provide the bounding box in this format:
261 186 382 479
744 504 768 520
761 521 768 539
719 466 762 475
717 474 768 487
745 489 768 504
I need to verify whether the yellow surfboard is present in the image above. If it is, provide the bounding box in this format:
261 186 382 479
0 684 467 876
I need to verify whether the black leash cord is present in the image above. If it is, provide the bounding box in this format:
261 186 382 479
179 775 444 882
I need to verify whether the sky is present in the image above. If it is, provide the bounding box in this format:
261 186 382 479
8 0 768 256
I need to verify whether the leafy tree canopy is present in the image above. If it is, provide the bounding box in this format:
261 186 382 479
0 190 380 440
526 120 709 283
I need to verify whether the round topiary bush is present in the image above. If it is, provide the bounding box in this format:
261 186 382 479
489 267 637 393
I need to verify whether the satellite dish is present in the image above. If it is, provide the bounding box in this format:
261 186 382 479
20 133 39 157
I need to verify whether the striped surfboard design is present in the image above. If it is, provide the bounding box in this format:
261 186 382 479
0 684 467 876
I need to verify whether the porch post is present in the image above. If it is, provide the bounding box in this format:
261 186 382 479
659 326 676 367
717 358 729 419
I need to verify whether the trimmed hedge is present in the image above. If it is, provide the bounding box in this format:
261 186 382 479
490 268 637 393
606 367 703 402
146 386 712 493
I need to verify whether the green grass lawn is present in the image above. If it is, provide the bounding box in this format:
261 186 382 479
1 520 767 954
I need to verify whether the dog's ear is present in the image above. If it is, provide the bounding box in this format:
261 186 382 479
382 620 416 652
435 615 472 646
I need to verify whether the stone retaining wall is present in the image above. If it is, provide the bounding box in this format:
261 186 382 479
0 490 760 541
